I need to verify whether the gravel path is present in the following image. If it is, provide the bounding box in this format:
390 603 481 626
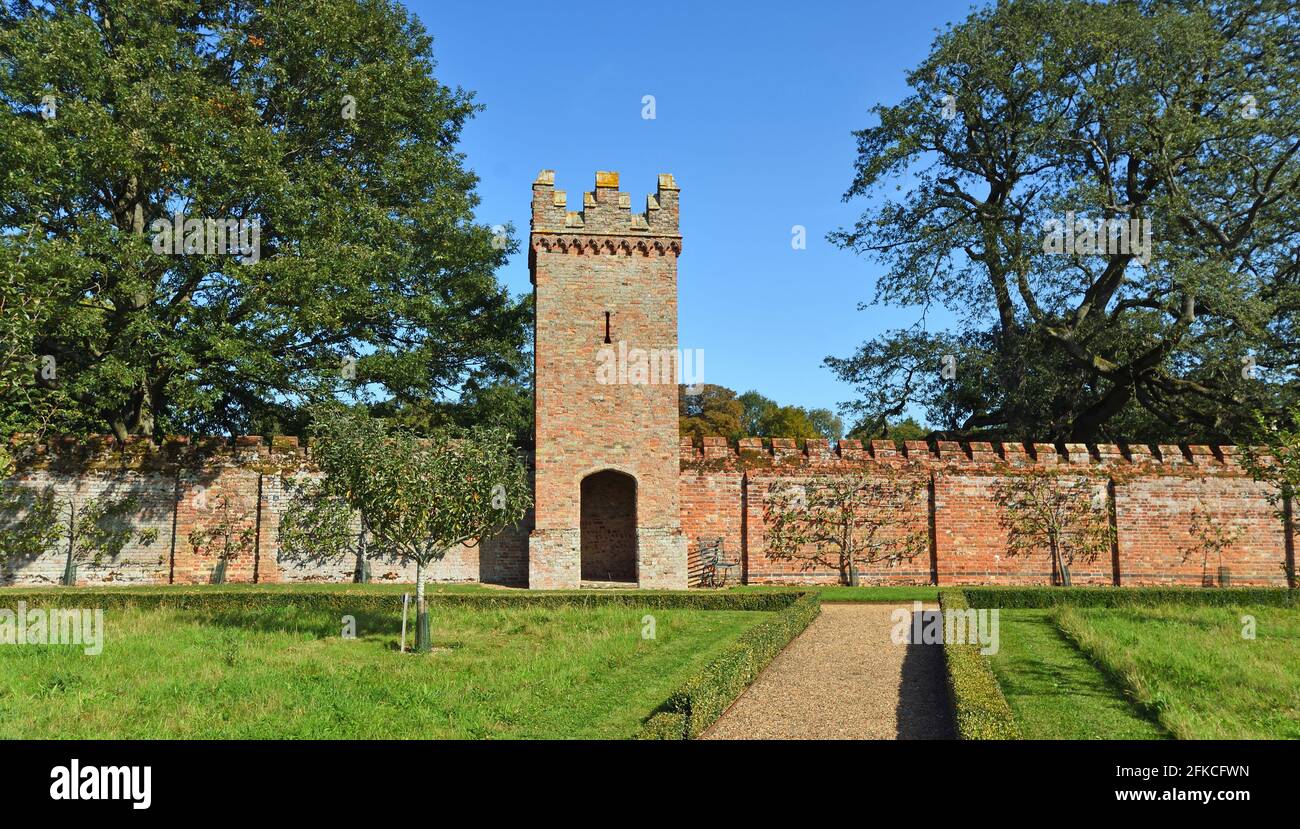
702 603 956 740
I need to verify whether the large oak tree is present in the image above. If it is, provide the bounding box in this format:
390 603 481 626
829 0 1300 443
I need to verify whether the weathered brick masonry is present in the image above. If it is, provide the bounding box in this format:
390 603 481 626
2 170 1294 588
528 170 687 589
1 436 529 586
679 437 1294 587
3 432 1291 587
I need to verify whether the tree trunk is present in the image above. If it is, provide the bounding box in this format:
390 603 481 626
354 516 369 584
61 501 76 587
1051 542 1071 587
62 536 76 587
414 560 430 653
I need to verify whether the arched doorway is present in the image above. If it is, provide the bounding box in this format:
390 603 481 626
580 470 637 582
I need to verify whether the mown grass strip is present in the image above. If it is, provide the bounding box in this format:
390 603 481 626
1053 604 1300 739
988 609 1166 739
0 602 769 739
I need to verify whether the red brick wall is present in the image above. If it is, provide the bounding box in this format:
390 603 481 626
0 464 175 586
740 464 933 585
173 462 262 584
1115 469 1284 585
679 463 744 587
2 436 531 586
4 434 1293 588
679 438 1294 588
479 511 532 586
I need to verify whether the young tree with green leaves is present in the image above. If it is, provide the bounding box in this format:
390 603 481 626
994 469 1115 586
187 492 256 584
0 0 529 439
763 466 928 585
1180 499 1244 587
279 407 530 652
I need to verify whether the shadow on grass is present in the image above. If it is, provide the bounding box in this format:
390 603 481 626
175 604 485 662
1048 615 1172 731
185 608 402 639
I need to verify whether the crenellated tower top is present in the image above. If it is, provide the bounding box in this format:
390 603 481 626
531 170 680 238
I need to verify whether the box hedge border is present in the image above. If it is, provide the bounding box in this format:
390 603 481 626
636 591 821 739
938 588 1020 740
0 587 807 614
959 586 1298 610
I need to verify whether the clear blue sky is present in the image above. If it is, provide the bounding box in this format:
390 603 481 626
411 0 976 425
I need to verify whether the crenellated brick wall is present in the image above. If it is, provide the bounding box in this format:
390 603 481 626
0 433 1294 588
14 170 1291 591
0 435 531 587
678 436 1295 588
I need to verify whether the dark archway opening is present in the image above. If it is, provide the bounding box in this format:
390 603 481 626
580 470 637 582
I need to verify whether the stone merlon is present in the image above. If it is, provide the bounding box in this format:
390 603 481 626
531 170 680 237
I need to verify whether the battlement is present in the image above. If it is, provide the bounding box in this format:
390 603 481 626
531 170 680 239
678 435 1269 475
7 433 306 472
13 432 1267 477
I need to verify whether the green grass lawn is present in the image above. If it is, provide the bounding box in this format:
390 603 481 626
988 609 1166 739
0 600 769 739
1056 604 1300 739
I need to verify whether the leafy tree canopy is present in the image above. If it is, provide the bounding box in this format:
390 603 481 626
679 384 844 443
847 416 930 442
829 0 1300 444
0 0 529 440
678 384 744 442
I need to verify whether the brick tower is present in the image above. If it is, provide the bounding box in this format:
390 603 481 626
527 170 688 589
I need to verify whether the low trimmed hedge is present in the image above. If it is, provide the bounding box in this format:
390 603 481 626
637 592 821 739
638 711 688 740
960 585 1298 610
938 589 1020 740
0 586 807 614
